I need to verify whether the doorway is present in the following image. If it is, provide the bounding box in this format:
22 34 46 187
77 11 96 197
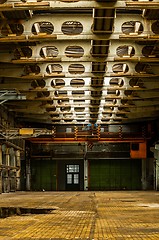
57 160 84 191
66 164 80 190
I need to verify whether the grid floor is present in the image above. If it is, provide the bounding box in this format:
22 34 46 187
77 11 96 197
0 191 158 239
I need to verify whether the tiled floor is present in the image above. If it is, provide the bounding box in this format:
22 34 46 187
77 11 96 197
0 191 159 239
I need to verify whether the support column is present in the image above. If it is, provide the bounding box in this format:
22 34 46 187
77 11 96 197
84 143 88 191
142 159 147 190
152 144 159 190
5 148 10 193
6 148 10 166
84 159 88 191
9 148 16 192
156 158 159 191
16 150 21 191
26 156 31 191
0 146 2 193
25 142 31 191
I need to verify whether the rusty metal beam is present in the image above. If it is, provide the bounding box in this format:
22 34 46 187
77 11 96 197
28 137 147 143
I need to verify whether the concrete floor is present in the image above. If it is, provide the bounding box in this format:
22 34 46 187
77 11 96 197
0 192 159 239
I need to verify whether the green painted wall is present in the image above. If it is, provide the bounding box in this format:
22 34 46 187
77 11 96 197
89 159 141 190
31 159 56 191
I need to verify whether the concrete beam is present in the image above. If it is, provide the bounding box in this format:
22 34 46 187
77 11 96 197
0 1 159 12
0 1 125 12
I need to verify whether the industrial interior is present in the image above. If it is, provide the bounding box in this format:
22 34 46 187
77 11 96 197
1 0 159 193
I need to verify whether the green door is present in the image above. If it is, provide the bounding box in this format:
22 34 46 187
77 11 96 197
31 159 56 191
89 159 141 190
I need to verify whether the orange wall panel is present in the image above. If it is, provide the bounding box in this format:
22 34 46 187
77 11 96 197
130 142 147 159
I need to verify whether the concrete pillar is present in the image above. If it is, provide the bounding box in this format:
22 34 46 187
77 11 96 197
84 143 88 191
0 145 2 165
155 158 159 191
5 148 10 193
9 148 16 192
6 148 11 166
84 159 88 191
26 157 31 191
0 146 2 193
3 170 10 193
1 144 6 165
0 171 2 194
142 159 147 190
10 170 16 192
16 150 21 191
152 144 159 190
10 148 16 167
153 159 156 190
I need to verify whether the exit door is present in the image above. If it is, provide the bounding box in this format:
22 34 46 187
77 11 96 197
66 164 80 190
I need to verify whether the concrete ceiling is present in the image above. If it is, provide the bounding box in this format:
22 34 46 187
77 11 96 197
0 0 159 127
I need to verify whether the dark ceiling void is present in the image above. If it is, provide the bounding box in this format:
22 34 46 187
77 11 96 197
93 9 115 33
2 10 31 19
143 9 159 20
